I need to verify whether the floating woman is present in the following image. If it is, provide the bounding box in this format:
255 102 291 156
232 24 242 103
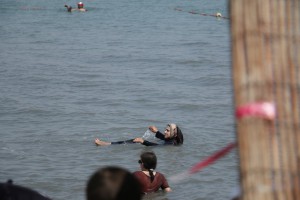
94 123 183 146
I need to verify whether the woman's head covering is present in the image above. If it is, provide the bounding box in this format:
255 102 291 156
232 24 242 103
175 126 184 145
168 123 177 138
168 123 184 145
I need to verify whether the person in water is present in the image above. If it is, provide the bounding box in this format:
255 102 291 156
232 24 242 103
64 2 87 12
133 151 171 194
94 123 183 146
86 166 142 200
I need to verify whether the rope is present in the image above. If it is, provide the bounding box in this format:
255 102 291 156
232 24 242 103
174 7 230 20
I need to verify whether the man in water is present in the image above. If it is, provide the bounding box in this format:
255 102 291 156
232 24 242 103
64 2 87 12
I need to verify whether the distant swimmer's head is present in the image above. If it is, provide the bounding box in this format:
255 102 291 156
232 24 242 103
77 2 84 9
216 12 222 17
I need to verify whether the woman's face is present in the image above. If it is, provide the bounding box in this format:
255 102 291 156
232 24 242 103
164 126 171 138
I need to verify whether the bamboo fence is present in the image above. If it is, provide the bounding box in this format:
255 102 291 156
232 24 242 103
230 0 300 199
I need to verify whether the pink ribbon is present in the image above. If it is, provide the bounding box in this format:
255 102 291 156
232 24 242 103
189 143 236 174
169 143 236 183
235 102 275 120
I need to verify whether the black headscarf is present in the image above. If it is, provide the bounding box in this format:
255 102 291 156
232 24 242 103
174 126 184 145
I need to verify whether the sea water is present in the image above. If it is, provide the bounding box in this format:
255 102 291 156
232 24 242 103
0 0 237 199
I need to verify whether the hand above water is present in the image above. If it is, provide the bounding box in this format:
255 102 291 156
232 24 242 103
149 126 158 133
133 137 144 143
94 138 111 146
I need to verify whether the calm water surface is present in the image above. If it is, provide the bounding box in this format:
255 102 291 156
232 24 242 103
0 0 238 199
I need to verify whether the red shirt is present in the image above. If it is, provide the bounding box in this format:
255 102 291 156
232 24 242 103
133 171 170 194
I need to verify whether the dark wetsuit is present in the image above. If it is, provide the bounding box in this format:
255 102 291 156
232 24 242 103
111 131 175 146
133 171 169 194
142 131 175 146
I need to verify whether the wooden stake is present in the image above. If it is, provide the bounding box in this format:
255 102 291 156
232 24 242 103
230 0 300 199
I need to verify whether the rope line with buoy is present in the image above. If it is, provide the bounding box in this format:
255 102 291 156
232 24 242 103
174 7 229 20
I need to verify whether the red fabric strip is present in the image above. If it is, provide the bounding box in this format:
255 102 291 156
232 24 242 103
189 142 236 174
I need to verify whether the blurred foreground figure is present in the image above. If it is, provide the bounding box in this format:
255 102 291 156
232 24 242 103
0 179 51 200
86 166 142 200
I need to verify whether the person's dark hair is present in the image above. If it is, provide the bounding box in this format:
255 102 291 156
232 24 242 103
174 126 183 145
0 179 51 200
86 166 142 200
140 151 157 182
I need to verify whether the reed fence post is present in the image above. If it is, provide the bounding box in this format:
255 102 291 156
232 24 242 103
230 0 300 199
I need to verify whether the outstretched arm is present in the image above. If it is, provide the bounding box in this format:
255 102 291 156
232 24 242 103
95 138 111 146
95 138 136 146
155 131 165 140
133 138 158 146
149 126 165 140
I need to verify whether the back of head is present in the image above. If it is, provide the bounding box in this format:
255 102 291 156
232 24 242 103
140 151 157 170
140 151 157 183
0 180 51 200
86 166 142 200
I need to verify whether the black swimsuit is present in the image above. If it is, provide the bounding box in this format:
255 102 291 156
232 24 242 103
111 131 175 146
